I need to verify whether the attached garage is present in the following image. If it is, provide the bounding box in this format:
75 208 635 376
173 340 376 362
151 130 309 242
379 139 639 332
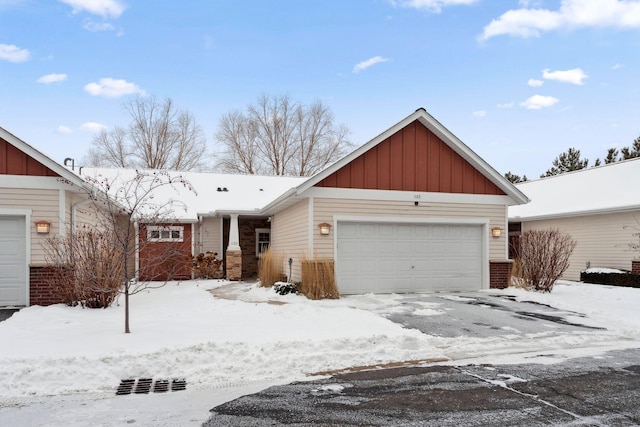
0 215 28 306
335 220 485 294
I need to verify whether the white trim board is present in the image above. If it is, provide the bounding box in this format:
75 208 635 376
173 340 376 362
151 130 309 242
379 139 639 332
306 187 515 205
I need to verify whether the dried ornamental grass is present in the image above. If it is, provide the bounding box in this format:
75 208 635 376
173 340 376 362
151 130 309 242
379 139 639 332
300 257 339 300
258 248 285 287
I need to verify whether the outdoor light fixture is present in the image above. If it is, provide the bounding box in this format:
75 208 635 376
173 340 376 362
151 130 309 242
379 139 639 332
36 220 51 234
318 222 332 235
491 227 502 238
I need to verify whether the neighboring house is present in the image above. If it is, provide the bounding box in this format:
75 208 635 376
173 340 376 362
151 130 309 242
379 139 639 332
0 127 102 307
508 158 640 280
1 108 529 306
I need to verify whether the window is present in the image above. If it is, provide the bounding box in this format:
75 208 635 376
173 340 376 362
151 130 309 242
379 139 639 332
255 228 271 255
147 225 184 242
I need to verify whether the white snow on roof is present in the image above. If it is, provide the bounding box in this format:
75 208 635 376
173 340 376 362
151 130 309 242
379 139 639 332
509 158 640 220
77 168 308 221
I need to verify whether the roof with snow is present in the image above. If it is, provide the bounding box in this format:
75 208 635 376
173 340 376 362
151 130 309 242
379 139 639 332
77 167 308 221
509 158 640 221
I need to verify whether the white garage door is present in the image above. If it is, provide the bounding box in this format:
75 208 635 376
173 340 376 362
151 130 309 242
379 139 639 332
0 216 27 306
336 222 483 294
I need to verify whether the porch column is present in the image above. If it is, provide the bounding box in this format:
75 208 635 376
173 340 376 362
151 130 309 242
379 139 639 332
226 214 242 280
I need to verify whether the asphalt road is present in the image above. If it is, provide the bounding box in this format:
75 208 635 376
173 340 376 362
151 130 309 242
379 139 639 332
204 347 640 426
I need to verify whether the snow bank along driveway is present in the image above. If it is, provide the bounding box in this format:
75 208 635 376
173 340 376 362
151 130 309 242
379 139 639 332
0 279 638 399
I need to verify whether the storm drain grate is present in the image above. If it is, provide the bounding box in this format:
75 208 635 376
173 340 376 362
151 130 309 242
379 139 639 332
116 378 187 396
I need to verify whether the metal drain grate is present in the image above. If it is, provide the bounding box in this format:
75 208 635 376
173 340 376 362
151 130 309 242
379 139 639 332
116 378 187 396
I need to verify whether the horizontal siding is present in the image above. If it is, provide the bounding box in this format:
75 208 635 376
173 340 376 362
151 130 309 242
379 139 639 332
522 211 640 280
199 217 223 256
312 198 507 261
0 188 60 265
270 199 309 281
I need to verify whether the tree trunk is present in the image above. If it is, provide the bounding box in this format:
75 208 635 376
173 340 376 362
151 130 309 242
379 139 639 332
125 284 130 333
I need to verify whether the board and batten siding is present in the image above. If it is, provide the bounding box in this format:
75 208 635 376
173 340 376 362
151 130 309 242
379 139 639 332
312 198 507 261
270 199 309 281
0 188 60 265
522 210 640 280
199 217 223 256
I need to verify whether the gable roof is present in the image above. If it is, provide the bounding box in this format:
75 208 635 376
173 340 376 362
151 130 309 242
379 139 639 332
263 108 529 213
509 158 640 221
0 126 87 188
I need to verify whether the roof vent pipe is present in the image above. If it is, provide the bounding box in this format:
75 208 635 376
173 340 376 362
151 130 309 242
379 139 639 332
64 157 75 170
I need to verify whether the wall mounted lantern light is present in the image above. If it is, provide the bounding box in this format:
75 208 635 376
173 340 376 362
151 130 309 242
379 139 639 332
318 222 332 236
491 227 502 238
36 220 51 234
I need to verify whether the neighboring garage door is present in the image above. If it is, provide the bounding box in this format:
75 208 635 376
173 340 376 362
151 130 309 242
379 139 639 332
0 216 27 306
336 222 483 294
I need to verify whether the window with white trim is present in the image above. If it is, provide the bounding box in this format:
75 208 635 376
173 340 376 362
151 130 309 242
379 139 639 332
255 228 271 255
147 225 184 242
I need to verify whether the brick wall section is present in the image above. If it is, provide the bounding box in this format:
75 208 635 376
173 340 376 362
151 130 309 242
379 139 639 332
633 260 640 274
489 260 513 289
29 266 64 306
226 250 242 281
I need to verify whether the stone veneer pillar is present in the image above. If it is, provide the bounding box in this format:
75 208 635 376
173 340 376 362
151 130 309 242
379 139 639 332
632 260 640 274
226 214 242 281
489 260 513 289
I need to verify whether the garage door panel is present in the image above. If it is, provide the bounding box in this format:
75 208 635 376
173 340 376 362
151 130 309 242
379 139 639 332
0 216 27 306
337 221 483 294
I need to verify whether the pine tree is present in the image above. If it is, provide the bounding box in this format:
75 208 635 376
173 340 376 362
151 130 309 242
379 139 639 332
541 147 588 178
504 171 528 183
604 147 619 164
621 137 640 160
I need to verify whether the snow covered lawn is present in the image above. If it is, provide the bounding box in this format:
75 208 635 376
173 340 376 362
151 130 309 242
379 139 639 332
1 279 640 426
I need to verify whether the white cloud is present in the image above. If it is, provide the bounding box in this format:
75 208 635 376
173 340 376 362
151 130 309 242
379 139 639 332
57 125 72 134
528 78 544 87
612 63 623 70
472 110 487 118
353 56 390 73
80 122 107 132
60 0 125 18
497 102 515 108
520 94 559 109
480 0 640 40
542 68 588 85
84 77 145 98
0 43 30 63
37 73 68 84
390 0 478 13
83 20 115 32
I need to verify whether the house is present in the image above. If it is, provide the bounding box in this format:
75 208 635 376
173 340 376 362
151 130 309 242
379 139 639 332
508 158 640 280
0 127 103 307
1 108 529 306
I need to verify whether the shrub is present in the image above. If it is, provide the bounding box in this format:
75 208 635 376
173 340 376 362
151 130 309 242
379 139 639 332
43 229 124 308
580 270 640 288
191 251 223 279
273 281 299 295
515 229 577 292
258 248 285 287
300 257 339 300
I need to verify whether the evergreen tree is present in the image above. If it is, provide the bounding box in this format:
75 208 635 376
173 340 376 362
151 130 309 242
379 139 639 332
504 171 528 183
593 158 601 167
541 147 588 178
621 137 640 160
604 147 619 164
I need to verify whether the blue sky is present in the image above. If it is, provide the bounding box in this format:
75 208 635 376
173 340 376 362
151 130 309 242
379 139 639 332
1 0 638 178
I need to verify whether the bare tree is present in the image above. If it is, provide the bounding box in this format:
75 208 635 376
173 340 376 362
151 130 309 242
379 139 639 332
85 96 208 171
215 95 352 176
46 170 196 333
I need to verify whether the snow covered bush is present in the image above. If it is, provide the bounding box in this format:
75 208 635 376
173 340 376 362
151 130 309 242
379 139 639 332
273 281 298 295
515 229 577 292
